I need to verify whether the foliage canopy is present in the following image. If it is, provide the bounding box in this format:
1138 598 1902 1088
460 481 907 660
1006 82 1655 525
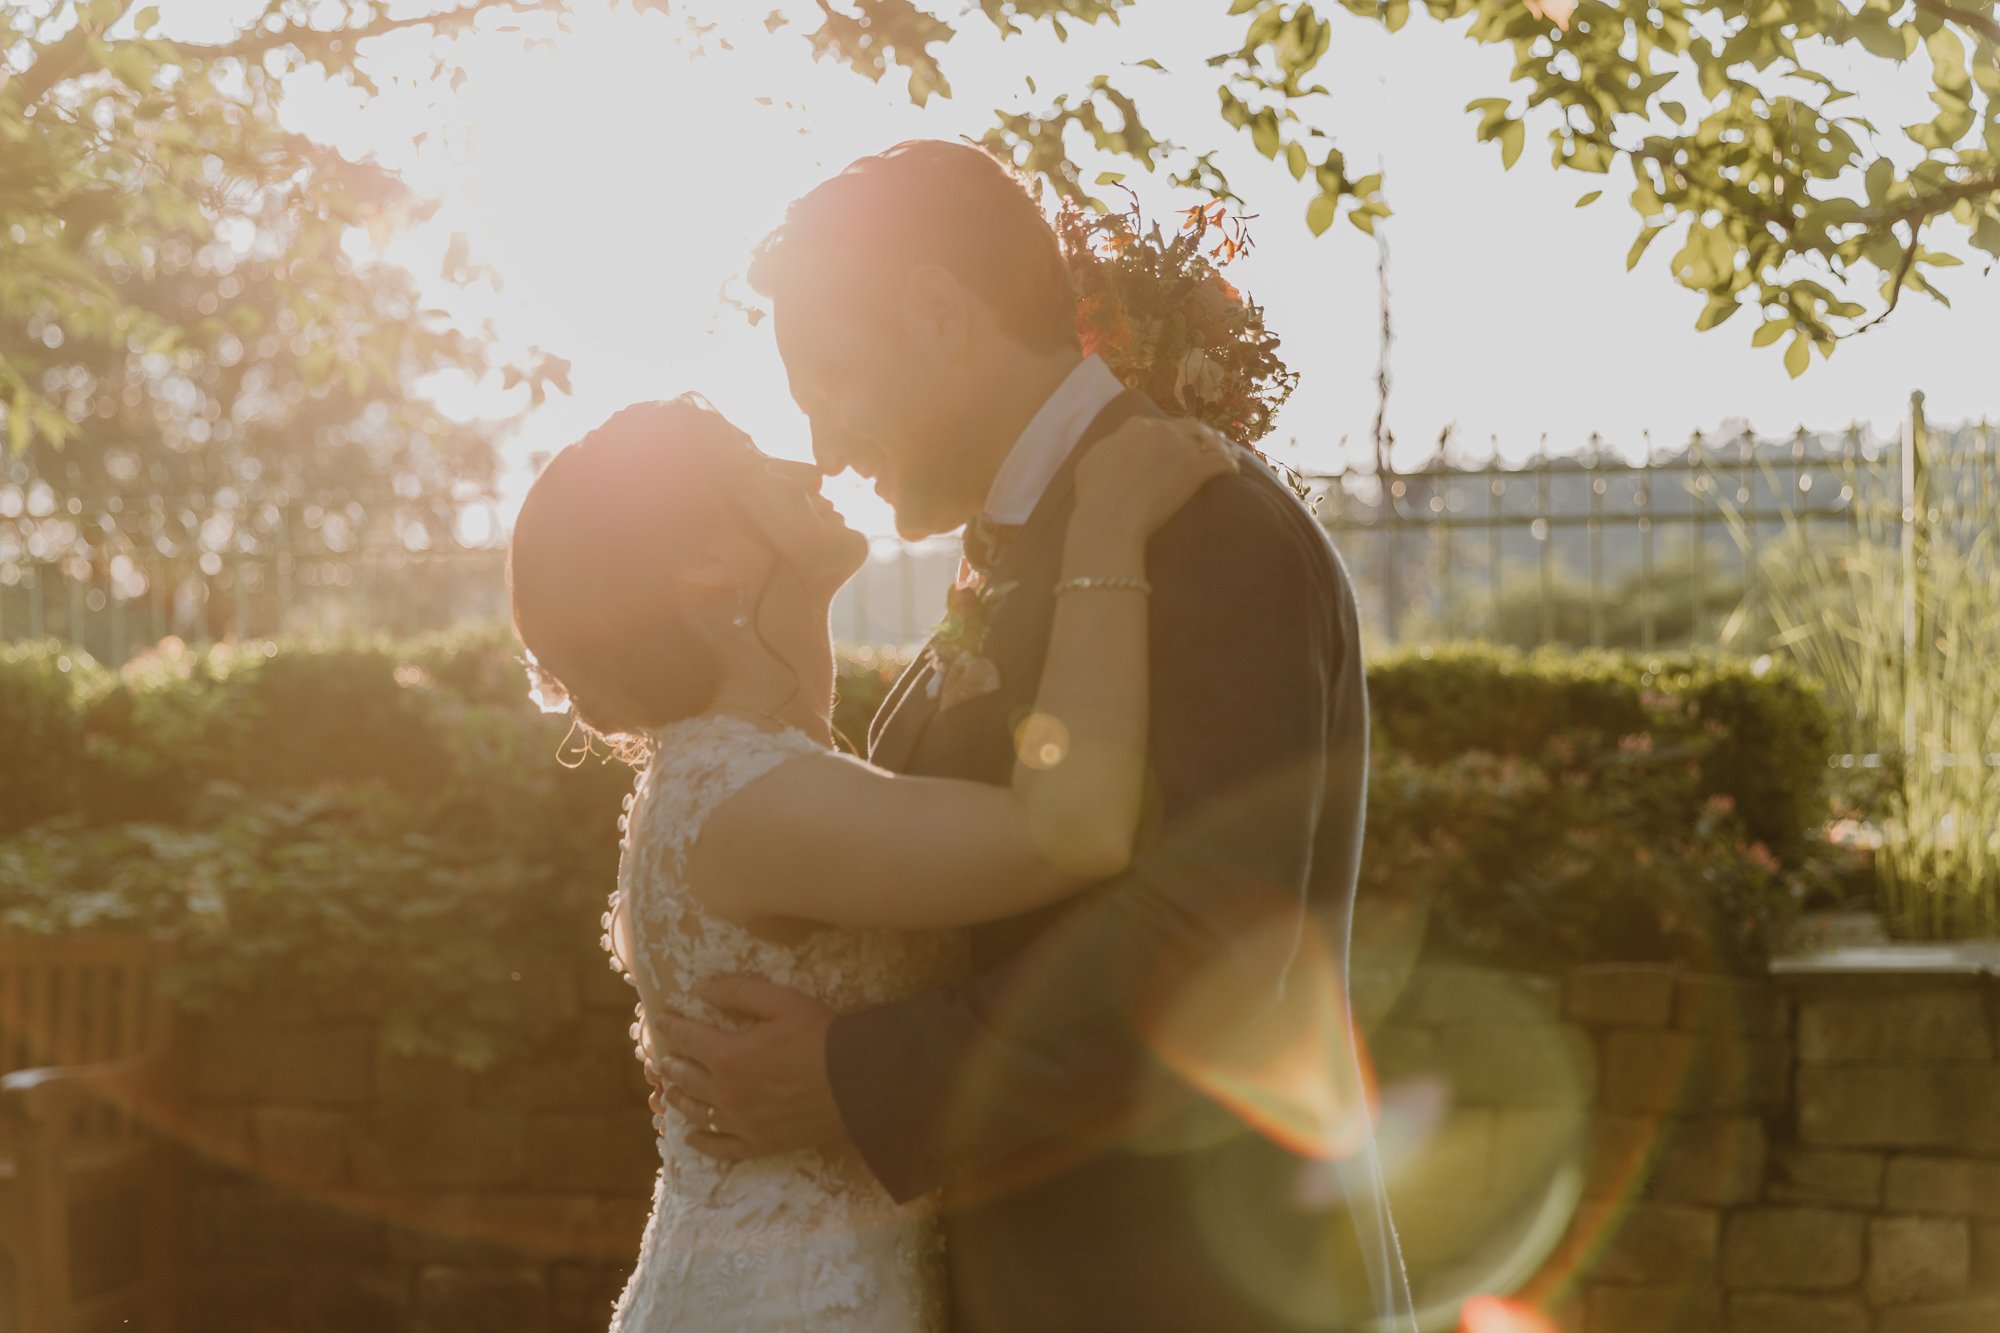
0 0 572 457
790 0 2000 375
6 0 1994 466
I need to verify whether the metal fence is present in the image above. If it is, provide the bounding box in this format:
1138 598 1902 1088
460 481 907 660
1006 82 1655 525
847 396 1997 654
0 466 959 664
1306 393 1997 655
3 395 1994 666
0 478 518 667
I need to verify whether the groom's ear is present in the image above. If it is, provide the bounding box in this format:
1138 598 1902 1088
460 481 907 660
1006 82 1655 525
903 263 974 353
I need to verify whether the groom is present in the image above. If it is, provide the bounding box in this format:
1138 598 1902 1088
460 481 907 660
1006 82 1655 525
658 140 1411 1332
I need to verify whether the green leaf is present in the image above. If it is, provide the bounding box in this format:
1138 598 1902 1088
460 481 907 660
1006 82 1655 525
1306 192 1338 236
1698 52 1729 99
1976 43 2000 97
1972 211 2000 258
1285 141 1309 181
1849 14 1907 61
1095 171 1126 186
1466 97 1510 139
1751 318 1790 348
31 406 70 450
1627 223 1667 271
1783 333 1811 379
133 5 159 32
1229 0 1264 13
1575 191 1602 208
1925 27 1968 93
1251 108 1281 158
1499 119 1525 169
1348 209 1377 235
1245 6 1284 45
1865 157 1895 205
1695 294 1740 331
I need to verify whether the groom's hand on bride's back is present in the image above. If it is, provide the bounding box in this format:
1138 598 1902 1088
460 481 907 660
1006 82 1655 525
654 976 847 1161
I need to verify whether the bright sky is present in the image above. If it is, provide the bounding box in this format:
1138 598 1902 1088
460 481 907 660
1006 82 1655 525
184 1 2000 536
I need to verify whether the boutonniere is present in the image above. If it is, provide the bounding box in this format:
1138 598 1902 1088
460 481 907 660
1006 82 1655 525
927 564 1014 710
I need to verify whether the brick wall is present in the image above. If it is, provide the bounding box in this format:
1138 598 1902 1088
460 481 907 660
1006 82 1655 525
166 961 2000 1331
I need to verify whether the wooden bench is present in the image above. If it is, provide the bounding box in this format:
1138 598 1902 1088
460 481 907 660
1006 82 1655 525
0 932 180 1333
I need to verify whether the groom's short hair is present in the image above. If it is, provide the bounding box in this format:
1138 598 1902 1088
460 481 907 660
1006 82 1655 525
749 139 1079 354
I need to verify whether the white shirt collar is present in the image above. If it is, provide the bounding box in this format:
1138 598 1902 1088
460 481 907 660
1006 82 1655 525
980 355 1126 525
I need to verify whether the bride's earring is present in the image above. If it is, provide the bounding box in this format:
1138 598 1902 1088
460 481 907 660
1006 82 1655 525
730 592 752 632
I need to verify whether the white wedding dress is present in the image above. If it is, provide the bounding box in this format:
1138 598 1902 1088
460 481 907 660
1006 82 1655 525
602 713 963 1333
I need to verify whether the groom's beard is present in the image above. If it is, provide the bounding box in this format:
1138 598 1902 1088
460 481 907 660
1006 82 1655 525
888 450 1003 541
877 376 1031 537
890 482 981 542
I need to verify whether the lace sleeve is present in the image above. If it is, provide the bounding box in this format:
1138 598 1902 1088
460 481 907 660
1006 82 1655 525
608 713 824 998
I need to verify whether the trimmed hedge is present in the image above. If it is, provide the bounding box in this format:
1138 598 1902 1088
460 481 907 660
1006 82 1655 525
1368 645 1834 867
0 631 1838 1063
0 639 98 835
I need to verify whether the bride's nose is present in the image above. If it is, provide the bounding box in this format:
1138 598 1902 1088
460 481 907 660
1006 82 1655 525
761 457 825 495
769 457 821 483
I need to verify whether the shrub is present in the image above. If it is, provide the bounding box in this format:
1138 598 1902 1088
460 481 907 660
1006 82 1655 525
0 639 107 836
1368 644 1832 866
1 630 632 1066
1363 644 1836 970
74 635 479 824
0 787 592 1067
75 637 249 824
0 631 1836 1068
1364 737 1798 974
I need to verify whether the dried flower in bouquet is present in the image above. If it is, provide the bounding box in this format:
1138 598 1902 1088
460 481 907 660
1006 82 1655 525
1061 194 1301 464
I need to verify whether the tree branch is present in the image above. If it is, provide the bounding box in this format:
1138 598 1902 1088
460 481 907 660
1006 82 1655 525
11 2 135 107
1845 168 2000 335
1852 224 1921 336
157 0 565 67
1862 169 2000 230
1913 0 2000 47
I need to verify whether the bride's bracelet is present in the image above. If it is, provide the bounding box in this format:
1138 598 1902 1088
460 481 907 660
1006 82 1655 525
1053 575 1153 597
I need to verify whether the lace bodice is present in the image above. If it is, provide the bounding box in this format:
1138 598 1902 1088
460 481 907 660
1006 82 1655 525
602 712 962 1333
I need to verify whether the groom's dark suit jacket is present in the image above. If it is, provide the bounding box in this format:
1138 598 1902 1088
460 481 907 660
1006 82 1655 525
827 392 1381 1333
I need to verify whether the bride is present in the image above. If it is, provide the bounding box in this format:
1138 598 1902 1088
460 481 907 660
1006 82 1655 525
505 394 1236 1331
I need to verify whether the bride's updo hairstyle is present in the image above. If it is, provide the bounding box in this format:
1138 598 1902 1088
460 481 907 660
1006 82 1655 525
507 396 753 761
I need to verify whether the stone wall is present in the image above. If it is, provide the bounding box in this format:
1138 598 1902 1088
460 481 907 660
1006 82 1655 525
164 960 2000 1332
1373 963 2000 1333
173 959 657 1333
